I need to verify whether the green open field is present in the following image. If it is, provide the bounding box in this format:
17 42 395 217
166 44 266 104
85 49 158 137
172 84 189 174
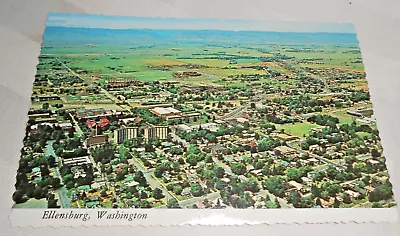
283 46 364 71
324 109 356 125
276 122 321 137
356 131 372 139
42 37 365 84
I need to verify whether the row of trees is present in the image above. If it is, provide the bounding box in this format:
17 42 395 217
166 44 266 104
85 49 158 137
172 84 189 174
307 114 339 127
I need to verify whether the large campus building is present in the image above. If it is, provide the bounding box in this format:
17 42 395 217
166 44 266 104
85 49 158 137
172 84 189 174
151 107 182 120
86 135 108 147
114 124 169 144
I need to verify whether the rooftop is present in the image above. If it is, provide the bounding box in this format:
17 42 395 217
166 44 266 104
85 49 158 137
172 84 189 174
274 146 296 154
288 180 303 190
152 107 181 115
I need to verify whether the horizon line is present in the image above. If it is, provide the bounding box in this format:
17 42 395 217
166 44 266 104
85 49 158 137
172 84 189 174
46 13 356 34
45 25 357 35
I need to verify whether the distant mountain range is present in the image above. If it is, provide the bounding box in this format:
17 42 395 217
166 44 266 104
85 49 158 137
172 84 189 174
43 26 359 46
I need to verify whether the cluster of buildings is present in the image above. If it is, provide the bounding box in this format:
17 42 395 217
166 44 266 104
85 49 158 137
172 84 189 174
76 108 122 120
105 79 142 89
86 118 110 129
173 71 202 78
151 107 182 120
347 108 374 117
345 107 376 125
113 124 169 144
31 94 61 102
150 106 201 121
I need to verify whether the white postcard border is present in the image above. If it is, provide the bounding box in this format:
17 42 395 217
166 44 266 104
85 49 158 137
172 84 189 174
2 0 400 228
9 208 399 227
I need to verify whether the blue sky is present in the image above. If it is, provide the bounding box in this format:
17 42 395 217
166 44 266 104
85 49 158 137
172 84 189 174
47 13 356 33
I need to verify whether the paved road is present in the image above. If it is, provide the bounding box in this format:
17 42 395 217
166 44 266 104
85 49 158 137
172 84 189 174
128 151 221 208
55 57 131 113
45 140 63 167
55 185 71 208
69 113 84 136
69 112 102 172
218 93 269 120
314 164 329 172
258 189 290 208
45 141 71 208
219 104 249 120
356 154 372 161
286 141 346 169
128 153 176 202
179 191 221 208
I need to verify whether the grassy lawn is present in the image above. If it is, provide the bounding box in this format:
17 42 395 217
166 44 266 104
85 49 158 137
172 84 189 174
13 198 47 208
101 201 113 208
152 201 165 208
70 201 79 208
176 195 192 201
276 122 320 137
324 109 355 125
356 132 372 139
133 70 173 81
343 198 368 208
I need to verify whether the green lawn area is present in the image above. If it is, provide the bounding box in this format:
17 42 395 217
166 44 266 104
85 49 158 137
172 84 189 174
119 146 128 157
70 201 79 208
356 132 372 139
324 109 355 125
176 195 191 201
13 198 47 208
101 201 113 208
152 201 165 208
276 122 320 137
131 70 172 81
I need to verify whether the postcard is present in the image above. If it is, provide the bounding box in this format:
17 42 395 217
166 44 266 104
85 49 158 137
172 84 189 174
9 13 398 226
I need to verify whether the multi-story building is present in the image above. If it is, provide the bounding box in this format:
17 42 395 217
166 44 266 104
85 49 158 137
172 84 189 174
143 124 169 140
114 124 169 144
114 126 139 144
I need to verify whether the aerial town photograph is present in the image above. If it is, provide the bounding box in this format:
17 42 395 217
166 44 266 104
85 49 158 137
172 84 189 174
12 13 396 209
